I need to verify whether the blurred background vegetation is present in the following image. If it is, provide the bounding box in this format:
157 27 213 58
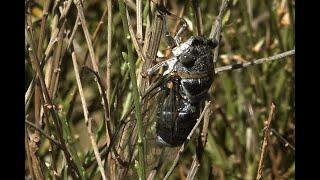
25 0 295 179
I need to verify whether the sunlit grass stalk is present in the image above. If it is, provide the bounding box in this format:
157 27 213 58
118 0 146 179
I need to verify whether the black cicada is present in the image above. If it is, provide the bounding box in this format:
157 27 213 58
147 36 218 147
141 2 218 147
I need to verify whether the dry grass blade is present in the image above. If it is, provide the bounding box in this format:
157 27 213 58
270 128 295 151
25 120 63 149
256 103 276 180
71 47 107 180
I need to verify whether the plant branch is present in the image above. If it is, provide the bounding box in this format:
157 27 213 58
71 47 107 180
270 128 295 151
215 49 295 74
25 120 63 150
256 103 276 180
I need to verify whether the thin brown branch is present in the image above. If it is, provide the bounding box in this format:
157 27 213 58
36 0 53 59
106 0 113 104
215 49 295 74
256 103 276 180
25 120 64 150
270 128 295 151
71 47 107 180
28 133 45 180
209 0 229 39
191 0 203 36
163 101 211 180
26 25 82 178
127 8 147 62
136 0 143 39
73 0 100 74
82 0 110 66
186 155 200 180
25 127 35 180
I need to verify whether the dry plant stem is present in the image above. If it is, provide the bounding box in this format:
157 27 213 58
270 128 295 151
34 81 41 128
73 0 110 119
71 48 107 180
147 148 165 180
38 88 58 177
74 0 112 153
140 12 164 92
25 128 35 180
81 67 116 177
25 120 64 150
209 0 229 39
25 0 71 109
186 155 200 180
191 0 203 36
188 102 213 178
118 0 146 179
187 103 213 179
82 0 110 66
172 1 187 34
256 103 276 180
35 0 53 127
73 0 100 73
127 9 147 62
106 1 114 178
215 49 295 74
136 0 143 39
210 0 229 65
27 38 82 180
37 0 53 59
28 134 45 180
49 21 66 98
106 0 113 105
163 101 211 180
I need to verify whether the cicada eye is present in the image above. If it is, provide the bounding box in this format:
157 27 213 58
191 36 204 46
205 39 218 49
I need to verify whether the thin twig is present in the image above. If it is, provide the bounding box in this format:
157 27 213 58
25 0 70 110
214 49 295 74
73 0 100 74
191 0 203 36
82 0 111 66
270 128 295 151
256 103 276 180
27 28 83 180
25 120 64 150
36 0 53 59
209 0 229 39
25 127 35 180
106 0 113 104
136 0 143 40
71 47 107 180
28 133 45 180
186 155 200 180
127 8 147 62
163 101 211 180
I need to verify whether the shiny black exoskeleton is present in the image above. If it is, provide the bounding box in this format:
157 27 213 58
151 36 218 147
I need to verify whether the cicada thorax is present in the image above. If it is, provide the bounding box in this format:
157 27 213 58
155 76 201 146
174 36 216 104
